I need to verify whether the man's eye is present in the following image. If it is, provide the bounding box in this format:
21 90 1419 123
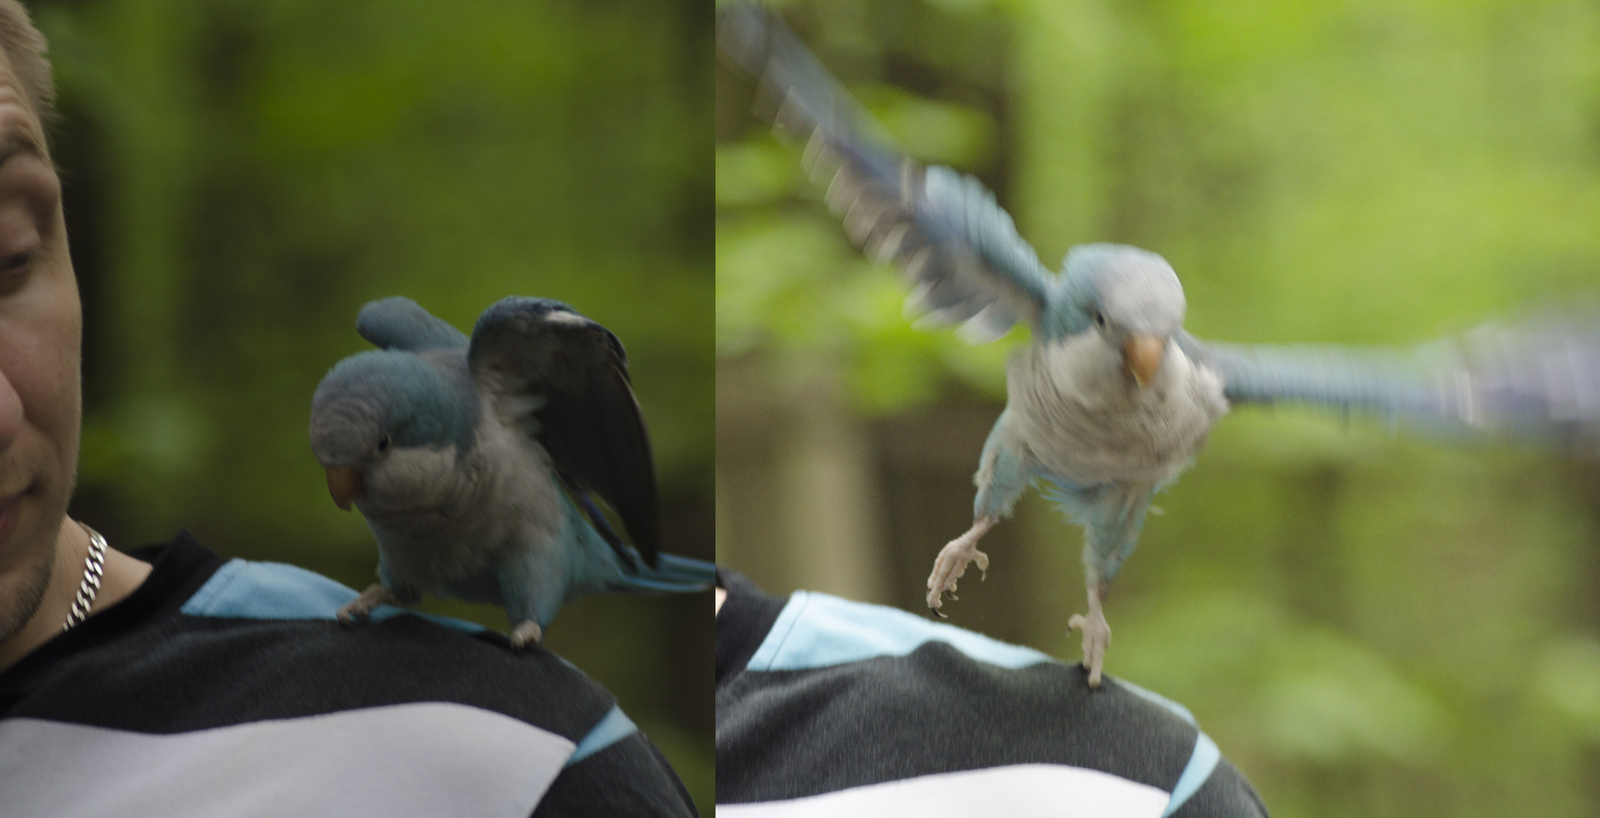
1 251 33 272
0 250 34 295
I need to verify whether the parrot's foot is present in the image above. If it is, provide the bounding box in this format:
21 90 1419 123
926 516 996 618
509 621 543 650
1068 605 1111 689
337 583 396 626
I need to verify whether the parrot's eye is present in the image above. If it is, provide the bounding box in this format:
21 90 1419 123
1094 311 1106 329
377 435 391 453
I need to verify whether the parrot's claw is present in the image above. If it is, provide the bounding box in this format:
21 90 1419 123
337 583 396 627
925 519 995 616
1068 607 1111 689
509 621 543 650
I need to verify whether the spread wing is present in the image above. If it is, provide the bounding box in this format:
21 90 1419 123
468 297 659 567
1180 323 1600 454
718 2 1052 343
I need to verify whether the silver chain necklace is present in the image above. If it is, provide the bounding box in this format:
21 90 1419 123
62 524 107 632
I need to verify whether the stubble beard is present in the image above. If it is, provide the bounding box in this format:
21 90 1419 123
0 543 52 644
0 450 77 646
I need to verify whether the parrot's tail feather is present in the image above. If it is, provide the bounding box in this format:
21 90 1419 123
609 550 716 594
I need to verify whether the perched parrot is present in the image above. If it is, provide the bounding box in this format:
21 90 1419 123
309 296 715 649
719 3 1600 687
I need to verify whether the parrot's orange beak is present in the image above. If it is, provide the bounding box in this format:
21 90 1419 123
326 467 363 511
1124 336 1165 388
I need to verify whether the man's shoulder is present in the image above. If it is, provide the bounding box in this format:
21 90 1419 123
23 555 616 741
719 590 1263 816
0 555 695 818
740 589 1057 673
722 589 1206 752
180 556 490 637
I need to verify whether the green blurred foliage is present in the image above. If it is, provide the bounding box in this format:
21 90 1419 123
718 0 1600 814
36 0 711 810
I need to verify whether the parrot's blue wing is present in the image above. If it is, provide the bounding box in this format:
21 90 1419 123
357 297 471 352
1183 324 1600 454
718 3 1052 342
468 297 660 567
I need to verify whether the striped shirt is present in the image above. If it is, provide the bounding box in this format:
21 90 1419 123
0 531 696 817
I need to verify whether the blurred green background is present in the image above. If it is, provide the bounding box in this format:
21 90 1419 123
717 0 1600 815
32 0 711 810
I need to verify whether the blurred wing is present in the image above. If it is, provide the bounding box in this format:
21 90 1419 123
468 297 659 566
356 296 470 351
1182 324 1600 454
718 3 1052 343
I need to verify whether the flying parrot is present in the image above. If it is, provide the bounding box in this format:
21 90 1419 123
719 3 1600 687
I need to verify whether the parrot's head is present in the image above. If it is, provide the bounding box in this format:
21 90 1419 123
1050 243 1187 390
309 350 478 512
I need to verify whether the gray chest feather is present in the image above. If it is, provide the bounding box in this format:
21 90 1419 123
1007 334 1229 485
358 412 567 594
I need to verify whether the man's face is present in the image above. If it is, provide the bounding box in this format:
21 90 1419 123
0 47 81 644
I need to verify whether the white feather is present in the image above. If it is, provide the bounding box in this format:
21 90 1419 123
541 310 587 327
1006 334 1228 485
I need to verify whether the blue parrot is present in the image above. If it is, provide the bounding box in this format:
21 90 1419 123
720 4 1600 687
309 296 715 649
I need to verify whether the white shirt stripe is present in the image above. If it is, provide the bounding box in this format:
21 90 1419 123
0 703 575 818
717 764 1171 818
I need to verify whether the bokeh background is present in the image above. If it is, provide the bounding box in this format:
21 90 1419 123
31 0 712 810
717 0 1600 815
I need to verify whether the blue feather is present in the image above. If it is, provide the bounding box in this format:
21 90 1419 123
609 552 718 595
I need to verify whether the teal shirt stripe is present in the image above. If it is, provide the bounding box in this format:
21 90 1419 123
1113 677 1198 726
566 705 637 765
181 558 485 634
1163 732 1221 816
747 590 1054 671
